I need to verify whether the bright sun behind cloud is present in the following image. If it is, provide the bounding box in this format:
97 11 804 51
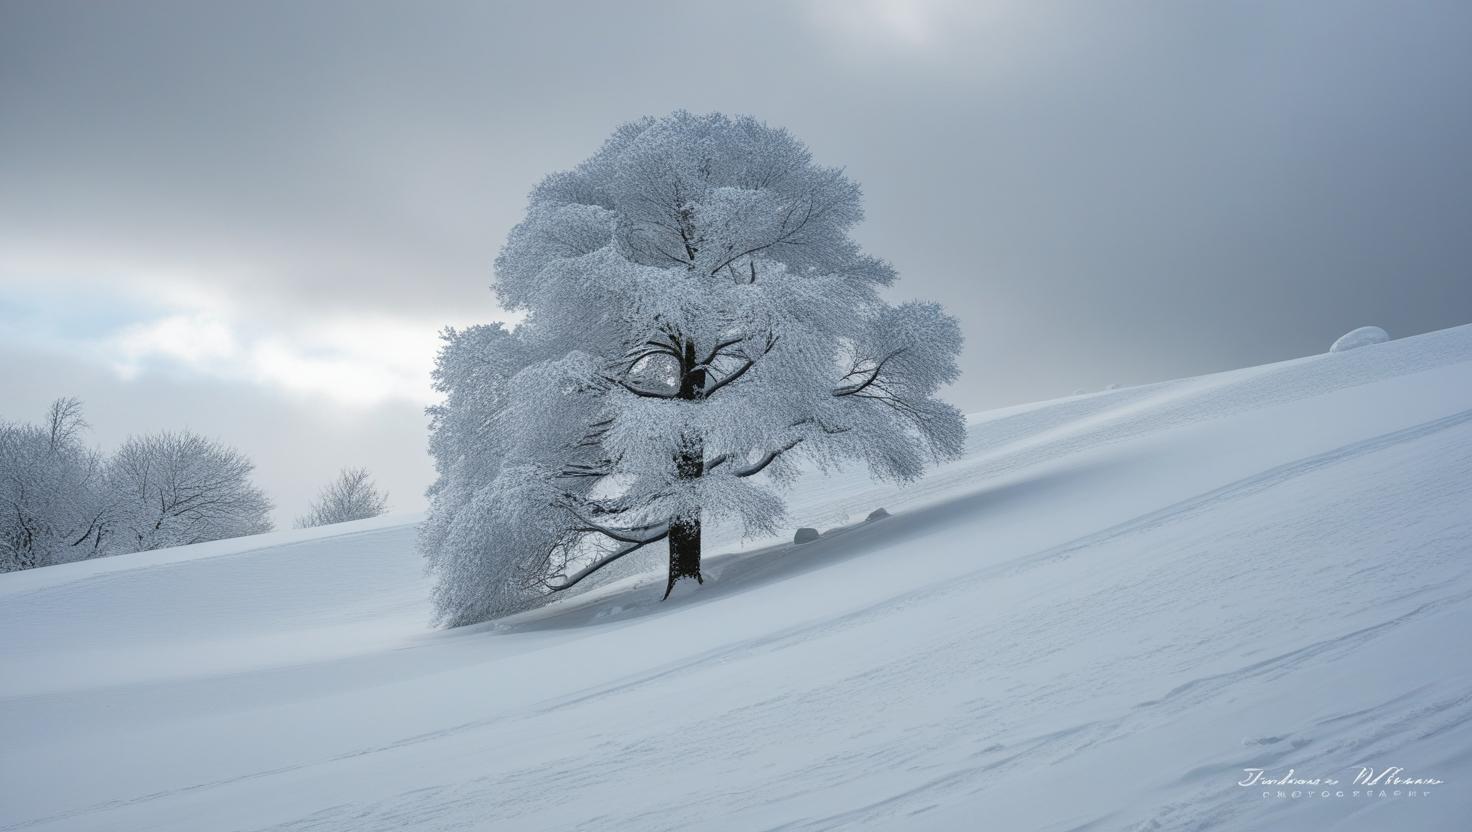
808 0 1026 50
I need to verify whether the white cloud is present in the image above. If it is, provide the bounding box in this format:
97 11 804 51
1 260 506 408
106 312 444 407
113 313 239 376
244 318 443 406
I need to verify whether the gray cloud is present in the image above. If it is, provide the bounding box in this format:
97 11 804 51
3 0 1471 517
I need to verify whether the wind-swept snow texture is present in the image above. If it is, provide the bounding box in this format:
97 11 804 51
4 324 1472 831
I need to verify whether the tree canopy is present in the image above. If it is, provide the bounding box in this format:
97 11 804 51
422 112 964 625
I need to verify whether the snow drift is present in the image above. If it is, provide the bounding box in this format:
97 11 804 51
4 324 1472 831
1331 324 1391 352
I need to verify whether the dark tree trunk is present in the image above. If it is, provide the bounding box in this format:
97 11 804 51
664 339 707 599
664 512 702 599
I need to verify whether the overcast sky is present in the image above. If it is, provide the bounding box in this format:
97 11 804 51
3 0 1470 523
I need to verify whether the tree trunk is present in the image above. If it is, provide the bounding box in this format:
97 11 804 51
664 338 707 600
664 513 702 599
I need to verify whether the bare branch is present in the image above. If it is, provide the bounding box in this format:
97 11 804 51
602 374 679 399
544 528 669 592
702 333 779 397
833 348 907 397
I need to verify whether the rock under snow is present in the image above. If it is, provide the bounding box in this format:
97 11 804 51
793 527 820 544
865 508 891 522
1330 325 1389 353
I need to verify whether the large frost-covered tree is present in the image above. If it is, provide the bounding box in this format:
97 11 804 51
422 112 964 625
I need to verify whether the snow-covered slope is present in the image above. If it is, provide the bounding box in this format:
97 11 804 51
4 325 1472 831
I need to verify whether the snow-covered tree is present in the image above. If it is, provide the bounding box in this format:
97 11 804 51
422 112 965 625
105 430 273 551
296 467 389 528
0 398 110 571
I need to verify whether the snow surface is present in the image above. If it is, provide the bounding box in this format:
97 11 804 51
5 324 1472 831
1331 325 1391 353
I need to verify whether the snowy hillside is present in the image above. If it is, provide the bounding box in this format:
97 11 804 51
4 324 1472 831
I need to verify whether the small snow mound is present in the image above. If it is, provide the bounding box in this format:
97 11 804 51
793 528 820 544
866 508 891 522
1330 325 1389 353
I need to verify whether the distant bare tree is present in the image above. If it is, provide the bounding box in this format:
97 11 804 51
296 467 389 528
106 431 274 551
45 397 87 449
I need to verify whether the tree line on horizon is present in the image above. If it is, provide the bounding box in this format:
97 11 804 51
1 397 389 572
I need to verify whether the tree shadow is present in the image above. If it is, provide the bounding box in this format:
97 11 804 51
493 449 1126 634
